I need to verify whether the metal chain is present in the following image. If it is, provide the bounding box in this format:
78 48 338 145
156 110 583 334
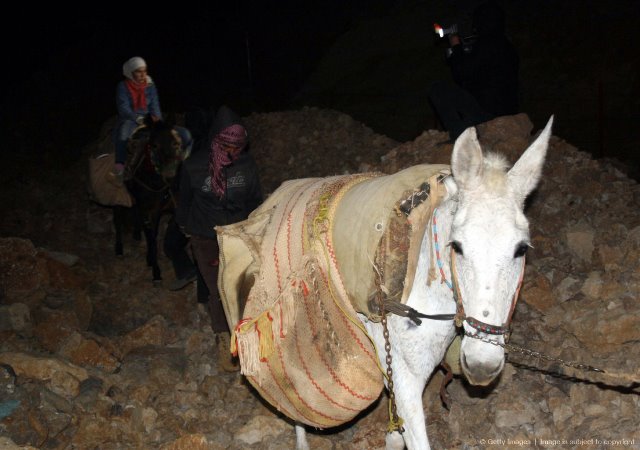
379 299 405 433
375 232 404 433
464 331 606 373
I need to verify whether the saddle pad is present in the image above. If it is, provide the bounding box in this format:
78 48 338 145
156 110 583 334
331 164 450 315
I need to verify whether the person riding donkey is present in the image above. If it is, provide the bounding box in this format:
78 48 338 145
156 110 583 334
112 56 193 177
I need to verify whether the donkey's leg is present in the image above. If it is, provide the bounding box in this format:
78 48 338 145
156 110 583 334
113 206 124 256
131 202 143 242
147 210 167 283
294 424 309 450
142 217 162 283
387 364 433 450
366 318 436 450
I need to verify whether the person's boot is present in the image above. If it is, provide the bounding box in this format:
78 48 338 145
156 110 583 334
168 270 197 291
216 331 240 372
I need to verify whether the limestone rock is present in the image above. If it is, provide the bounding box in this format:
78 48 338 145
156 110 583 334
160 434 222 450
57 331 120 373
0 303 31 334
116 315 169 358
521 273 555 313
0 238 48 307
234 415 289 445
0 352 88 383
565 223 595 263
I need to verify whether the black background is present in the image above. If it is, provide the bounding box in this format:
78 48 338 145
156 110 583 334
1 1 639 170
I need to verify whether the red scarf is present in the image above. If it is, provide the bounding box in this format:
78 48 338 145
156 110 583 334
125 79 147 111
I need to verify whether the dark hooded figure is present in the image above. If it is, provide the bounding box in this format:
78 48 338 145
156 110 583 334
428 0 519 140
175 105 263 371
163 107 217 294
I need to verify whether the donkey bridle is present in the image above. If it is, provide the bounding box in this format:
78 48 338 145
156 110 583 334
450 249 526 337
389 249 525 338
386 180 525 337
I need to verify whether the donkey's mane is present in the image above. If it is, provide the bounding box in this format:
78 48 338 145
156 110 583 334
482 152 510 193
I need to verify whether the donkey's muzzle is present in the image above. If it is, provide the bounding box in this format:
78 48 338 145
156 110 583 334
460 351 504 386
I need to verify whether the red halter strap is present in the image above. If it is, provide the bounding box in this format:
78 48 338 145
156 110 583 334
451 249 526 337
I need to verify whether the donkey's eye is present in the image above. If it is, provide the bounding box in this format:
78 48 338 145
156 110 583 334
514 242 530 258
450 240 463 255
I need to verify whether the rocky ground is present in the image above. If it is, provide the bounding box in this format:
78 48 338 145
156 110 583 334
1 109 639 449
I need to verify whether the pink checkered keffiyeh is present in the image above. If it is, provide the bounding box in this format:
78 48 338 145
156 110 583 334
208 124 247 198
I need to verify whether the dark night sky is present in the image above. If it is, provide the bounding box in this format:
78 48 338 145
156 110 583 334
0 2 365 159
1 1 639 166
1 3 362 119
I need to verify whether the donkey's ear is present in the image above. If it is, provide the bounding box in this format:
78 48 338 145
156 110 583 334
451 126 484 191
508 116 553 203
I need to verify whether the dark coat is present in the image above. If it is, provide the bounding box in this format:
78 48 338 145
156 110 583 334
175 106 263 239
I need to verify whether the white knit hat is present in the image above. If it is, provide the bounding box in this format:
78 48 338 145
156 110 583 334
122 56 147 80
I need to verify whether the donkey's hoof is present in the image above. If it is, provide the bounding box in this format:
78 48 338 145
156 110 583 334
385 431 405 450
115 243 123 256
152 278 163 287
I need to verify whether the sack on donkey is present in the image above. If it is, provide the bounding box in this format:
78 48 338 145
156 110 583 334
217 165 451 428
217 176 385 429
87 152 133 208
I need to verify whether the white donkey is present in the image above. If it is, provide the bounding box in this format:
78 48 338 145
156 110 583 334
294 117 553 449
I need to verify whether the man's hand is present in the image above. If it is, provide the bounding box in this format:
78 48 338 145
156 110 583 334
179 226 191 238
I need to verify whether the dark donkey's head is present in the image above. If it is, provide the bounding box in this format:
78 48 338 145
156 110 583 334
145 118 190 180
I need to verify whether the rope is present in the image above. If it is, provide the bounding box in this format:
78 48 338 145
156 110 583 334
575 369 639 386
380 300 455 325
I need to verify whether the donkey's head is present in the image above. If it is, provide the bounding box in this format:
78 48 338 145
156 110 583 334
147 120 188 179
447 117 553 386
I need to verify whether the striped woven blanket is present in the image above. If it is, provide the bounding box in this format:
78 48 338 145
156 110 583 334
216 164 449 427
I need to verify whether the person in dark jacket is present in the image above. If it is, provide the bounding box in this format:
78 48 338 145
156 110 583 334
164 108 216 294
428 0 519 140
175 105 262 371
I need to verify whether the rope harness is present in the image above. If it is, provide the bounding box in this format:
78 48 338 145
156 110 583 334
450 244 525 339
378 184 637 434
435 208 639 386
429 206 613 377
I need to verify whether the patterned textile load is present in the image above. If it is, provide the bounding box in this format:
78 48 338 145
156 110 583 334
87 130 133 208
216 164 449 427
